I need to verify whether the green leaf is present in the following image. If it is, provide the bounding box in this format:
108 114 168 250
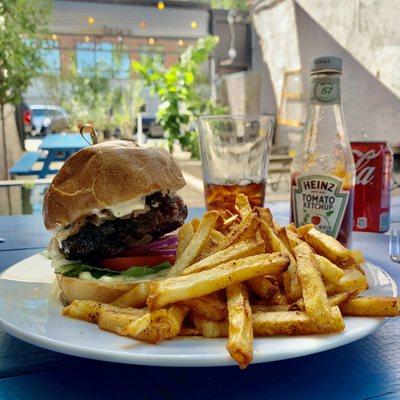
326 211 334 217
55 261 172 279
121 262 172 277
184 71 194 85
55 263 119 279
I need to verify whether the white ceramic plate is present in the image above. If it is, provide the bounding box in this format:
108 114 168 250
0 254 396 367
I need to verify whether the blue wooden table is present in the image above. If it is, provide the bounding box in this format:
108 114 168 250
37 133 90 178
10 134 90 179
0 206 400 400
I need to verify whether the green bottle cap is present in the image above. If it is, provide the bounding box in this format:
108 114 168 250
311 56 342 74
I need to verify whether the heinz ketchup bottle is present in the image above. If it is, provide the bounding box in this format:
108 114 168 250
290 56 355 247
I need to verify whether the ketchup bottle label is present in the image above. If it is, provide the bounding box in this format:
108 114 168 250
291 174 350 238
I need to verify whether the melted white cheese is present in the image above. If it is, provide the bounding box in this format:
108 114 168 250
92 196 147 219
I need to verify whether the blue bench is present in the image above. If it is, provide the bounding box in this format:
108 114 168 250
9 152 42 176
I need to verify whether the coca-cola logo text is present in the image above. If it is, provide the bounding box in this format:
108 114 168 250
352 149 380 185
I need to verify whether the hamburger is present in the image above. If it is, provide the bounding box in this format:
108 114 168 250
43 140 188 303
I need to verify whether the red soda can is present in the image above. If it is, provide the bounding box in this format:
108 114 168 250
351 141 393 232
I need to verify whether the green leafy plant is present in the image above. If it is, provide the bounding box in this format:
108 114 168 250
43 69 144 138
133 35 226 158
0 0 51 175
0 0 51 106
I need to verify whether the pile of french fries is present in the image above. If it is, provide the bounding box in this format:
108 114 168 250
63 194 400 369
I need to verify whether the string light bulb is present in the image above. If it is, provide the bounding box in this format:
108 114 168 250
157 1 165 10
139 21 146 30
148 37 155 45
87 16 95 25
117 35 123 42
190 20 197 29
84 35 90 42
178 39 184 47
51 33 58 40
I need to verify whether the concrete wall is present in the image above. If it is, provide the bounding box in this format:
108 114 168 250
298 0 400 100
252 0 300 103
252 0 400 146
295 2 400 144
251 26 277 116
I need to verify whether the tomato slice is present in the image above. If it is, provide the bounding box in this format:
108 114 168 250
100 255 176 271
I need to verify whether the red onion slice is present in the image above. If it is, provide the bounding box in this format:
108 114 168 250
124 235 178 254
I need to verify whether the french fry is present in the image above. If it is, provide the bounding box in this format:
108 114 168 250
191 218 201 230
226 283 253 369
193 315 229 338
285 228 303 250
350 249 365 265
251 304 291 312
221 214 240 234
220 209 234 219
176 223 195 260
286 223 298 233
112 281 150 307
164 305 189 337
254 207 275 229
247 275 278 300
216 212 260 251
340 297 400 317
182 236 265 275
260 220 302 303
354 264 366 276
168 211 220 277
210 229 225 244
270 290 288 305
180 292 227 321
294 242 333 327
325 268 368 295
328 290 359 306
252 306 344 335
117 309 167 339
282 270 301 304
147 252 290 310
304 228 356 267
290 290 358 311
276 227 292 253
235 193 253 220
195 306 345 337
296 224 314 238
63 300 102 323
118 306 189 344
315 254 345 284
179 327 201 336
98 309 146 333
63 301 145 324
195 238 218 262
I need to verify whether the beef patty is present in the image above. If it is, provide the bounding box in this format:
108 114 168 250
61 192 187 261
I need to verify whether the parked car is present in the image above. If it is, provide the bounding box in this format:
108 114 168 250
138 117 164 139
24 105 70 137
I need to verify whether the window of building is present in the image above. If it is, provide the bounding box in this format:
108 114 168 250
76 41 130 79
138 45 165 68
40 40 61 74
114 50 131 79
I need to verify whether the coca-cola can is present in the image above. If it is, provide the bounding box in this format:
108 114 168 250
351 141 393 232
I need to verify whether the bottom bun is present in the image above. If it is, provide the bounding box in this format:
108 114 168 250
56 274 139 304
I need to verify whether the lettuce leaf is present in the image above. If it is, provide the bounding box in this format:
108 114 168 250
120 262 172 277
55 262 172 279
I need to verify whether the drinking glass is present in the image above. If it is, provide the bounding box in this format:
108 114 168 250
198 115 274 212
